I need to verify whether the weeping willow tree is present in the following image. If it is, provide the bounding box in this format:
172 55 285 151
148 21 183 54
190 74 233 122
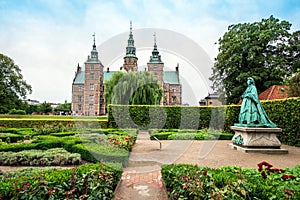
104 71 163 105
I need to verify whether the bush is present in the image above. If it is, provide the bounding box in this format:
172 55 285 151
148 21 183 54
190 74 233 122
0 148 81 166
0 133 24 143
8 109 26 115
0 118 108 128
0 163 122 199
72 143 129 166
162 163 300 199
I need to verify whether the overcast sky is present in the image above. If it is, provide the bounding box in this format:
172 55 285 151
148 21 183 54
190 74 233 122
1 0 299 105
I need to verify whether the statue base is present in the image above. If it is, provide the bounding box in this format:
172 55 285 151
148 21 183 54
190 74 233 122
229 126 288 154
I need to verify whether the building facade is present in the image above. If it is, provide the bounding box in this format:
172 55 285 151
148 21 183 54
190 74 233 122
72 23 182 116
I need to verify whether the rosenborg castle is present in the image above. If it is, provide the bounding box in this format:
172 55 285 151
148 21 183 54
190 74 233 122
71 22 182 116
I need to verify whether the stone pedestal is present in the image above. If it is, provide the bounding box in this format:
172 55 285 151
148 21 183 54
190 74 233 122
229 126 288 154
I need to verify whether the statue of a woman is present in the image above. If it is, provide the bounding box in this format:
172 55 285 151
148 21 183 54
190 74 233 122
235 77 277 128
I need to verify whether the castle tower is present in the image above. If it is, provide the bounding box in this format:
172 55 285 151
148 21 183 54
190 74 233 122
83 33 105 116
123 21 138 71
147 32 164 87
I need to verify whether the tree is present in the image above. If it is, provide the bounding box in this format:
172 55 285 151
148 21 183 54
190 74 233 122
286 69 300 97
0 54 32 113
38 102 53 114
104 71 163 105
54 101 71 114
210 16 297 104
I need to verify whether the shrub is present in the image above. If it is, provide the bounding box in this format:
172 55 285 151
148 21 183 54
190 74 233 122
0 148 81 166
0 163 122 199
72 143 129 166
162 163 300 199
8 109 26 115
0 133 24 143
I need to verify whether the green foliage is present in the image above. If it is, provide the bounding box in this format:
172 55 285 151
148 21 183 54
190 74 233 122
286 69 300 97
150 129 233 140
162 163 300 199
0 163 122 199
8 108 26 115
54 102 71 113
0 133 24 143
0 148 81 166
210 16 297 104
0 53 32 114
0 118 108 128
37 101 53 113
105 71 163 105
72 143 129 166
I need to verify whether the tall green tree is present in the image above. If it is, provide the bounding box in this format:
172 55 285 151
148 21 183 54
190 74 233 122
104 71 163 105
38 101 53 113
54 101 71 113
210 16 297 104
0 54 32 113
286 69 300 97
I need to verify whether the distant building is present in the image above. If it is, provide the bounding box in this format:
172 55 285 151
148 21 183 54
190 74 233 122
71 22 182 116
25 99 40 105
258 85 289 100
199 92 222 106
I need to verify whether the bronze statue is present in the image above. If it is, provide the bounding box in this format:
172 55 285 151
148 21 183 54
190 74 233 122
234 77 277 128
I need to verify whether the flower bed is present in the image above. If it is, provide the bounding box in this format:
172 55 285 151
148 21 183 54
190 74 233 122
162 162 300 199
0 162 122 199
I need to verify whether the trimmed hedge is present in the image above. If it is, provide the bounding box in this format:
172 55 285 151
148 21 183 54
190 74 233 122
72 143 129 167
108 98 300 145
0 119 108 129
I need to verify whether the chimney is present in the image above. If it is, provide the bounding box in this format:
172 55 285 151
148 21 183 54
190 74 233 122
107 67 110 73
176 63 179 72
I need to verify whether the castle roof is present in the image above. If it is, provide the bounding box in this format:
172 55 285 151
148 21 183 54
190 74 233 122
73 71 84 84
73 70 180 85
163 71 180 84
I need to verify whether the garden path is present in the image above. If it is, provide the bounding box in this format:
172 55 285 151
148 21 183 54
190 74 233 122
113 131 300 199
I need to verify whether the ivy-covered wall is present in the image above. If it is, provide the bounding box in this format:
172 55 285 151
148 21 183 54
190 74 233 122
108 98 300 146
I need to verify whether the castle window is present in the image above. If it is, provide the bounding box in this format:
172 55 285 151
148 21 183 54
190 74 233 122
153 66 158 71
78 86 82 92
90 73 94 80
90 64 94 70
78 104 82 111
89 95 94 102
90 84 94 91
172 96 177 103
89 104 94 110
78 96 82 102
172 87 176 92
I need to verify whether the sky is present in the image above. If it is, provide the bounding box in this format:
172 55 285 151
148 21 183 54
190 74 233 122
0 0 300 105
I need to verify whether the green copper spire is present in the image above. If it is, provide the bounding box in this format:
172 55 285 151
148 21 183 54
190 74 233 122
126 21 136 57
90 33 98 60
148 32 162 63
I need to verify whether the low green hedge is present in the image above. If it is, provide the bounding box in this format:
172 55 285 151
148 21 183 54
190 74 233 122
150 129 234 140
162 163 300 199
0 119 108 129
0 133 24 143
0 148 81 166
0 163 122 199
72 143 129 167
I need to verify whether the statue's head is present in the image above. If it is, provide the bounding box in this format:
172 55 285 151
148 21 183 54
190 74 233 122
247 77 254 85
